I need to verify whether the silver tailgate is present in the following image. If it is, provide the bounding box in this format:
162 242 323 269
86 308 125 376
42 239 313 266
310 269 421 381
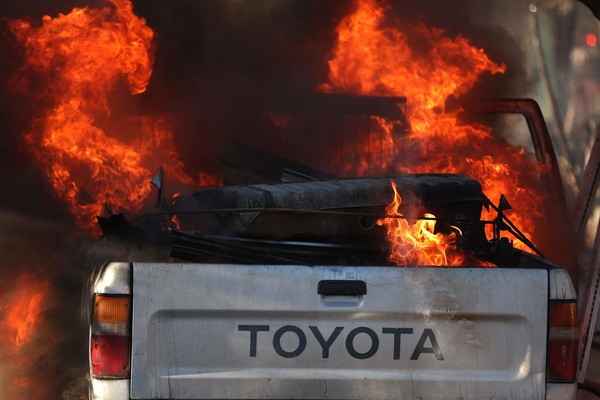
131 263 548 399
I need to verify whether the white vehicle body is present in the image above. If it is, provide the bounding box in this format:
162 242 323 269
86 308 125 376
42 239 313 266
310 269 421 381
89 260 577 400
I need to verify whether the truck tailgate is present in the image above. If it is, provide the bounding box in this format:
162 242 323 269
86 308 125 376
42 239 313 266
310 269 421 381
130 263 548 399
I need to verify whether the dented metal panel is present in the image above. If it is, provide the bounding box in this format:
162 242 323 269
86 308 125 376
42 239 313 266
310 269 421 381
130 264 548 399
93 262 132 295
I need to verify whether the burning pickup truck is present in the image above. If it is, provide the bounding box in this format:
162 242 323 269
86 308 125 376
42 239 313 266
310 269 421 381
88 171 579 400
83 13 581 397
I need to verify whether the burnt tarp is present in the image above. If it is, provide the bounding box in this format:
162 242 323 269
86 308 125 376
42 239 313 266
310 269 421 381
169 173 485 243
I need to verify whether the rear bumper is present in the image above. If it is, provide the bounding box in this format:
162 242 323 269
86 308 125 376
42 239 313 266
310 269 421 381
89 378 577 399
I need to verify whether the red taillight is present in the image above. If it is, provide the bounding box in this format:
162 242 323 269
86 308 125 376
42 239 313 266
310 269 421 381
91 294 131 378
547 301 578 382
91 334 131 376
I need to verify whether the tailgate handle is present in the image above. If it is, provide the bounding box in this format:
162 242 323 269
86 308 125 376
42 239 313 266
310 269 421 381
318 280 367 296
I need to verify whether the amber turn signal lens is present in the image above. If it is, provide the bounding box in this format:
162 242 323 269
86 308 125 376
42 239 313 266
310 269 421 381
93 295 130 323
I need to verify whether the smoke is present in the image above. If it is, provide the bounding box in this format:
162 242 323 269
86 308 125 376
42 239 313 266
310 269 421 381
126 0 352 176
125 0 533 178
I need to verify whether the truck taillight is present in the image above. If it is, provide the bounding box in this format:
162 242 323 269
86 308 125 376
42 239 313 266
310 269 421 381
91 294 131 378
547 300 577 382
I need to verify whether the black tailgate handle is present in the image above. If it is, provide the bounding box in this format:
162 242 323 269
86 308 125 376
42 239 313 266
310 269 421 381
318 280 367 296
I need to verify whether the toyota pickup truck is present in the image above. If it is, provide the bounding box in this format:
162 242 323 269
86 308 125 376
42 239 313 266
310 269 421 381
88 173 579 400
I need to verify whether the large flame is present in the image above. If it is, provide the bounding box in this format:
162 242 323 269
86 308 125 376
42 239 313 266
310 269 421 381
377 181 464 266
9 0 214 232
321 0 545 251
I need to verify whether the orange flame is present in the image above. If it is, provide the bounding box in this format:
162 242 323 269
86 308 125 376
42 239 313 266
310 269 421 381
377 181 464 266
4 274 49 348
321 0 545 250
0 272 51 398
9 0 217 232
